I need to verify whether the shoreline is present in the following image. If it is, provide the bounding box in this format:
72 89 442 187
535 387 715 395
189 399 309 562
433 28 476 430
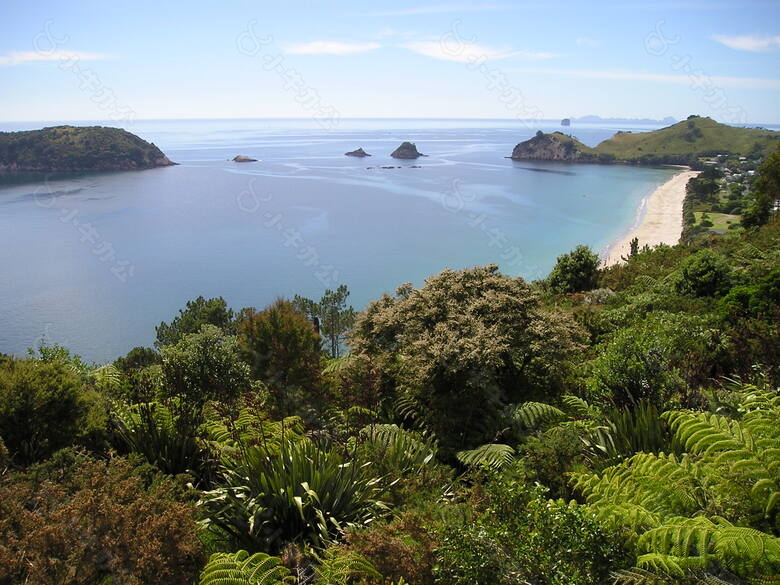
602 168 700 266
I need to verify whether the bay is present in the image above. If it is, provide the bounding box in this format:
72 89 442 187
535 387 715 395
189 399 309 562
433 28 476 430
0 118 677 362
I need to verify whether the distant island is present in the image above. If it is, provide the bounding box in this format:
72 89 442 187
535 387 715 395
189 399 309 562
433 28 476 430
232 155 257 162
0 126 175 173
511 116 780 165
391 141 426 159
345 148 371 157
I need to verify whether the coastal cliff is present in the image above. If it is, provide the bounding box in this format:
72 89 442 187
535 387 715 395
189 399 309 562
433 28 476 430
0 126 176 173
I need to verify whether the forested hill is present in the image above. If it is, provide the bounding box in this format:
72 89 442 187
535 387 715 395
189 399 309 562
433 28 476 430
0 126 175 173
512 116 780 165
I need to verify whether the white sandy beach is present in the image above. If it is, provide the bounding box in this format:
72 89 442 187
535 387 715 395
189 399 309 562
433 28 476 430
603 169 700 266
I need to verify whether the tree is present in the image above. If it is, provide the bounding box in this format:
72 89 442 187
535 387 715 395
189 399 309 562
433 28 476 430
293 285 357 358
586 313 709 407
237 299 323 414
742 148 780 228
621 237 640 262
0 358 86 463
114 346 160 374
742 191 773 228
548 245 601 294
155 296 234 348
350 265 585 453
672 249 732 297
160 324 252 408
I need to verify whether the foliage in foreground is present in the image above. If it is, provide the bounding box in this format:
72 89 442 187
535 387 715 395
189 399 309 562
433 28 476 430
434 481 629 585
0 357 95 463
572 385 780 584
199 436 388 553
1 185 778 584
0 453 204 585
200 550 293 585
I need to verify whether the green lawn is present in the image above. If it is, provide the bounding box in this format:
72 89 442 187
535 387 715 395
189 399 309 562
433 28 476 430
694 211 741 231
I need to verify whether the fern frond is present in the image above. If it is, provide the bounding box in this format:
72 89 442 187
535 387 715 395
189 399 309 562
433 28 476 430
561 395 594 417
637 517 780 582
593 503 661 535
322 355 355 375
456 443 515 470
612 567 671 584
314 548 381 584
199 550 294 585
571 452 703 518
511 401 566 430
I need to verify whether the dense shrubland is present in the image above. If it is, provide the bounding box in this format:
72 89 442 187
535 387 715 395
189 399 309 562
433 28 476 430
0 157 779 585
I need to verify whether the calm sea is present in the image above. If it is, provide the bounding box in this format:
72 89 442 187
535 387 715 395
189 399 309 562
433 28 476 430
0 118 680 362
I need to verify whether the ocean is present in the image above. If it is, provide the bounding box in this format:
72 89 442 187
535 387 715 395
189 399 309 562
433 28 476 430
0 118 680 362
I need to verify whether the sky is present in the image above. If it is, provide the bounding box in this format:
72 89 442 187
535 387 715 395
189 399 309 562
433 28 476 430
1 0 779 124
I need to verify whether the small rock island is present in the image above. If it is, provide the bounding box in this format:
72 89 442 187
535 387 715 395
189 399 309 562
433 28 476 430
391 141 426 159
0 125 176 173
232 155 258 162
345 148 371 157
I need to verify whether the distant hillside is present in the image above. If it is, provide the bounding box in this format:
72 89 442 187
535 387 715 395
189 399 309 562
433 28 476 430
511 117 780 165
0 126 175 173
575 115 678 125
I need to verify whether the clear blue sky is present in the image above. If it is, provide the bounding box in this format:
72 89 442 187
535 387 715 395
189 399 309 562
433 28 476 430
1 0 778 123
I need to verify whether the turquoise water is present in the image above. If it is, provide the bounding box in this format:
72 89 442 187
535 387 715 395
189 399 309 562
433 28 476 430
0 118 677 362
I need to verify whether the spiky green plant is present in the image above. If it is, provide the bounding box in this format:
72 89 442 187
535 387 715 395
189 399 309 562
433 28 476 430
352 423 436 477
199 438 388 552
112 400 206 477
199 550 293 585
582 400 670 466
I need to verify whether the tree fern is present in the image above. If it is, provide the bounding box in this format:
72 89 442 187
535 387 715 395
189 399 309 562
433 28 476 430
199 550 294 585
592 503 661 536
313 547 381 584
561 394 596 418
322 355 355 375
571 452 704 518
394 394 430 435
203 407 305 467
510 401 566 430
89 364 123 394
635 517 780 583
456 443 515 470
664 386 780 520
575 384 780 585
